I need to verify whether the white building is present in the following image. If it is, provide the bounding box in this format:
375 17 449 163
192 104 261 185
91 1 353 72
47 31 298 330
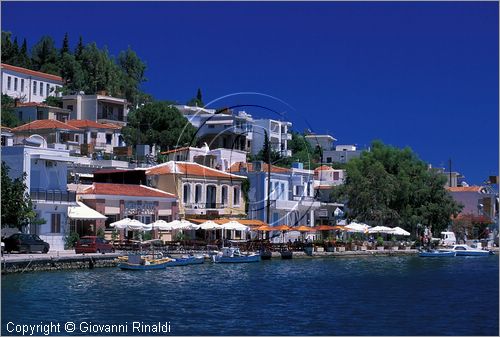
1 63 63 103
62 93 129 127
252 118 292 157
1 137 77 251
305 134 337 151
161 145 247 171
14 102 71 123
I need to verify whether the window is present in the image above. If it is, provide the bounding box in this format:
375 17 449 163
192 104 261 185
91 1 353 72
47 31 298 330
14 78 18 91
37 110 44 120
233 186 240 206
67 105 73 111
51 213 61 233
183 184 191 204
333 171 340 181
46 84 50 97
106 134 112 145
39 82 43 96
33 81 37 95
326 157 332 163
221 186 228 206
21 79 24 92
195 184 202 203
7 76 11 90
280 183 285 200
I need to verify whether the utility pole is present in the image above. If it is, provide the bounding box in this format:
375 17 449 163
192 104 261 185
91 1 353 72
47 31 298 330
449 158 452 187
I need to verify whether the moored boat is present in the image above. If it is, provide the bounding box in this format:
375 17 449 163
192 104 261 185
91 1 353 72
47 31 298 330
164 255 204 267
439 244 494 256
419 250 456 257
212 247 260 263
117 254 172 270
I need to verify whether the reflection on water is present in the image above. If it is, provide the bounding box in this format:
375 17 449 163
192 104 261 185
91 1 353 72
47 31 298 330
2 256 498 335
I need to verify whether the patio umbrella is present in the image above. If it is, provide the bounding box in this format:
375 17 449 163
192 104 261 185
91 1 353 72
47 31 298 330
110 217 132 229
315 225 337 231
273 225 292 231
127 219 147 231
255 225 274 231
392 227 411 236
346 222 371 233
151 220 172 231
221 220 249 231
293 225 316 232
368 226 395 234
179 219 201 230
199 220 221 230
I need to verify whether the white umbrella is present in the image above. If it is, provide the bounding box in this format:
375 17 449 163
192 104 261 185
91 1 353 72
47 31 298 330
142 223 153 231
368 226 395 234
178 219 200 230
346 222 371 233
127 219 146 231
151 220 172 231
199 220 221 230
221 220 249 231
110 217 132 230
392 226 411 236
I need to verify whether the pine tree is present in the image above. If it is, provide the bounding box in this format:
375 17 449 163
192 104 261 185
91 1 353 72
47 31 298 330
262 130 270 164
18 38 31 68
61 32 70 55
12 37 19 60
75 36 84 60
1 31 14 63
196 88 203 102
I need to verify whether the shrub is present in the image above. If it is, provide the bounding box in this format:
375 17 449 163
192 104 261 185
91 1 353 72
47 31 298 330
64 232 80 249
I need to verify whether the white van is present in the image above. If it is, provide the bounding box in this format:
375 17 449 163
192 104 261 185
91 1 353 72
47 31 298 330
440 232 457 246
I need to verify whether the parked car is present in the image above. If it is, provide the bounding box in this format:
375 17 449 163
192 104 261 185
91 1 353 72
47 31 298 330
75 236 114 254
3 233 50 253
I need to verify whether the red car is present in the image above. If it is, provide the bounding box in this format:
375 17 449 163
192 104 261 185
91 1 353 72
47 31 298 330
75 236 114 254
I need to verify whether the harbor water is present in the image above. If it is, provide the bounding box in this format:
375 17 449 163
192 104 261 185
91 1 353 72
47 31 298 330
2 255 498 335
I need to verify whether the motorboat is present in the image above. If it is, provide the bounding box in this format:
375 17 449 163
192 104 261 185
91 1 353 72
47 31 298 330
212 247 261 263
117 254 172 270
164 254 204 267
419 250 456 257
439 244 494 257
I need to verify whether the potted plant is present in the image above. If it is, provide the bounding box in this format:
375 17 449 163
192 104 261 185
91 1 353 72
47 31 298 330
313 239 324 252
376 236 385 250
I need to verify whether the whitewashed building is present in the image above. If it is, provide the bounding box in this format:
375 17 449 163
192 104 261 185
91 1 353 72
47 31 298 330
252 118 292 157
62 93 129 127
1 63 63 103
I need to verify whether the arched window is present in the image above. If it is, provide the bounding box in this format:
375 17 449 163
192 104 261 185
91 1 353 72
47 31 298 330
195 184 203 203
221 185 228 206
233 186 241 206
183 184 191 204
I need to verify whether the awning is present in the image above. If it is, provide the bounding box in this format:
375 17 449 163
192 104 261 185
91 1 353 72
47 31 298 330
68 202 107 220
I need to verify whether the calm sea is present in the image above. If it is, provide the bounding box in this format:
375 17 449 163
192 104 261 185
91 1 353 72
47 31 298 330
1 255 498 336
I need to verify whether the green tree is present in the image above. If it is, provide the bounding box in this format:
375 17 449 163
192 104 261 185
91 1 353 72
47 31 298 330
75 36 84 61
1 162 39 230
16 38 31 68
1 31 15 64
59 52 85 93
1 94 21 127
31 36 60 75
121 101 197 151
60 32 70 55
186 88 204 107
117 47 147 106
43 96 63 108
334 141 462 236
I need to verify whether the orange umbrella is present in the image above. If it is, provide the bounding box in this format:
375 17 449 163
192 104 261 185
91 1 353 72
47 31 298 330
273 225 292 231
293 225 316 232
255 225 274 231
332 225 348 231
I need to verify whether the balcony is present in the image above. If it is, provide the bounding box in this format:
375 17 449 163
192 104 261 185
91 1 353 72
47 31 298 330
30 189 77 203
184 202 228 210
281 133 292 140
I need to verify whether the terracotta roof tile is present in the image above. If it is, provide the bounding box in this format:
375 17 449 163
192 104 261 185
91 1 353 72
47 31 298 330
16 102 50 108
1 63 63 83
12 119 81 132
227 162 291 174
446 186 483 192
80 183 177 198
66 120 121 130
314 165 333 172
147 161 246 179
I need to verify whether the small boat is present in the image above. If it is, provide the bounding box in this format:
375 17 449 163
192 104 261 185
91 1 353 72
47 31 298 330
117 254 172 270
280 249 293 259
164 255 204 267
260 248 272 260
212 247 261 263
439 244 494 257
419 250 456 257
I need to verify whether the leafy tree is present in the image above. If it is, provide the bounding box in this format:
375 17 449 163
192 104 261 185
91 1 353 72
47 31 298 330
333 141 462 236
75 36 84 61
1 162 39 230
1 31 15 64
117 47 147 106
43 96 63 108
31 36 60 75
16 38 31 68
59 52 85 93
1 94 20 127
121 101 197 151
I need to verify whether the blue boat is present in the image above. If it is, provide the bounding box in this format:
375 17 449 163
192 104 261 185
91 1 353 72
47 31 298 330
164 255 204 267
419 250 456 257
212 247 260 263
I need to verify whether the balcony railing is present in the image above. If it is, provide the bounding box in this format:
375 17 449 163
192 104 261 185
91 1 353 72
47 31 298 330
30 189 76 203
184 202 229 210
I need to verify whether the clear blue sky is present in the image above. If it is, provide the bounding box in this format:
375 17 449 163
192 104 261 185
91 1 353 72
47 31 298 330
2 1 498 184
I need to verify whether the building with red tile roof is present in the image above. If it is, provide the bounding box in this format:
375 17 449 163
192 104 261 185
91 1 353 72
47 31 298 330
12 119 81 132
1 63 63 103
447 185 497 224
227 161 291 174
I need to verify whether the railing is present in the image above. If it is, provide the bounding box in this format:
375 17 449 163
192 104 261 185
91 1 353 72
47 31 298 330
30 189 76 203
184 202 228 209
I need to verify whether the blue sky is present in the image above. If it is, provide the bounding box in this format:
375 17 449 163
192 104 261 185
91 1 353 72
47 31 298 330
2 1 498 184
